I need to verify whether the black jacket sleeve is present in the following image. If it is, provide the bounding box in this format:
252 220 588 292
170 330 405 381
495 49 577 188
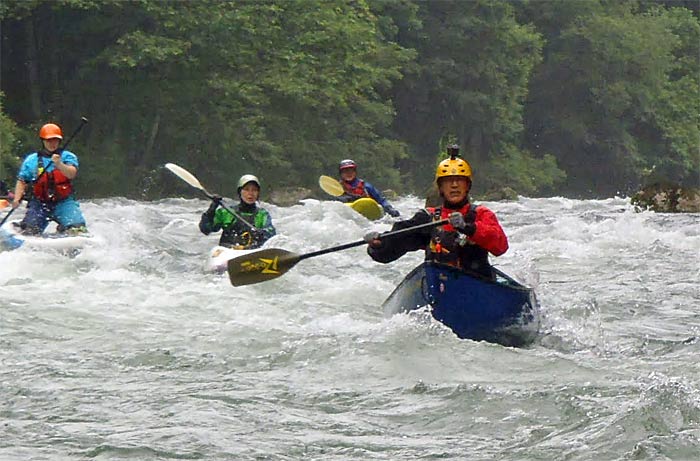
199 201 219 235
367 209 432 263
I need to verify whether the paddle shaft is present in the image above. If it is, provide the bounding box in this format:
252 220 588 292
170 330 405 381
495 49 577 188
227 217 451 286
60 116 89 153
0 117 88 228
298 218 448 262
0 206 15 227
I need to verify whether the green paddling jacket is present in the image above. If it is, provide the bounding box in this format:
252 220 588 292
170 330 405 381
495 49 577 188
199 201 275 249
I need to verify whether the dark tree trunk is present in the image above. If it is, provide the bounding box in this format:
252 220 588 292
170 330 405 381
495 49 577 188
25 19 41 119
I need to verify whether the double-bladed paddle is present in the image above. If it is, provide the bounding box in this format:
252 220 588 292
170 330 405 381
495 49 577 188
318 175 344 197
227 218 448 286
164 163 256 230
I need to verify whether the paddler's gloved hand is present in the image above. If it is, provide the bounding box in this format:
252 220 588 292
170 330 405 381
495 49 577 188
363 231 382 248
385 205 400 217
449 211 476 236
207 195 222 212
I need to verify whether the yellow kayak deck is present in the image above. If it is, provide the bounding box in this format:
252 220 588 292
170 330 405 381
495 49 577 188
348 197 383 220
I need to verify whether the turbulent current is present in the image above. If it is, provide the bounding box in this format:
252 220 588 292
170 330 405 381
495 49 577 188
1 195 699 460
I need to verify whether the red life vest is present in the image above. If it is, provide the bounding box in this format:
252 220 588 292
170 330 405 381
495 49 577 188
341 179 368 199
32 165 73 203
425 204 492 278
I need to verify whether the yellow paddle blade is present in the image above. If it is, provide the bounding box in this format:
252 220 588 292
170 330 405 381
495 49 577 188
319 175 344 197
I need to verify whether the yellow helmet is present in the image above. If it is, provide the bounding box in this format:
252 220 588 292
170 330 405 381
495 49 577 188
435 144 471 181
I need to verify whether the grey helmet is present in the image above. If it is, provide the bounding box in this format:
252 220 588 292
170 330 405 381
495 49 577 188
237 174 261 195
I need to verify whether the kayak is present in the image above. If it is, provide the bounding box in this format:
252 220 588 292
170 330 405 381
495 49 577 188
348 197 384 220
382 262 540 347
318 176 384 220
0 222 93 252
205 245 255 273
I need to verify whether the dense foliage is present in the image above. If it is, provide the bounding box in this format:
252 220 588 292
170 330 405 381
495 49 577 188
1 0 697 199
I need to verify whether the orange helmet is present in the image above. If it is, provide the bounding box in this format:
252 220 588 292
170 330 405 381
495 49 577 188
435 144 471 181
39 123 63 140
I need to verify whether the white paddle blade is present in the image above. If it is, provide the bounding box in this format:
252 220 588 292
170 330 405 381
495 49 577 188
165 163 204 191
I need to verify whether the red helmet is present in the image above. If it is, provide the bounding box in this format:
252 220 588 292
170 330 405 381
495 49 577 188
39 123 63 140
339 159 357 171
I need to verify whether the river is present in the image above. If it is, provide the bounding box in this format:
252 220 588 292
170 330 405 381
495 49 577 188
1 195 699 460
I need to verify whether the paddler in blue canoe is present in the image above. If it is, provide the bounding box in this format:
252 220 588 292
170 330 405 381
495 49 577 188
364 145 508 279
199 174 276 249
336 159 400 217
11 123 88 235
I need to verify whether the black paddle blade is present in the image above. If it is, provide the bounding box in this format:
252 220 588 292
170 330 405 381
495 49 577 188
227 248 301 286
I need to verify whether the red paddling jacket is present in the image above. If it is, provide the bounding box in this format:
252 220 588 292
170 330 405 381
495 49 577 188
367 199 508 278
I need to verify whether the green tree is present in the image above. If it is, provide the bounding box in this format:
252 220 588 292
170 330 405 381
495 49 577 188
94 0 413 195
0 92 21 184
644 6 700 186
522 1 699 195
387 0 562 195
2 0 413 197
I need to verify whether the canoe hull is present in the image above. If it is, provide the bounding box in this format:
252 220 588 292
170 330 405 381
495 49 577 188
383 262 540 347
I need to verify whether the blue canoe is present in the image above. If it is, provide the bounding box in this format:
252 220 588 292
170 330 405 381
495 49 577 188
382 262 540 347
